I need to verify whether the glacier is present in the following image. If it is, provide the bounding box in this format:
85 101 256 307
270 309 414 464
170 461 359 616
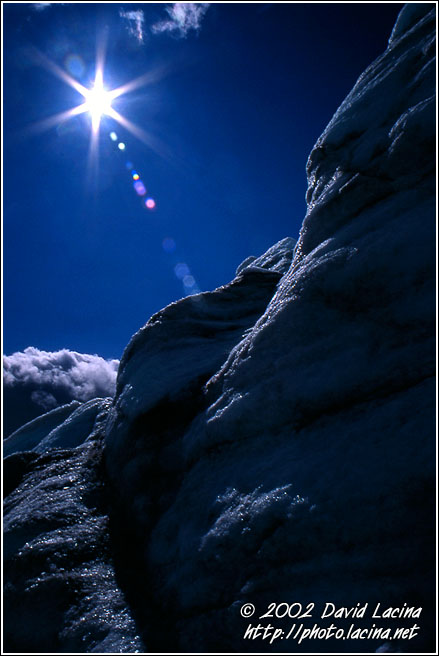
3 4 436 653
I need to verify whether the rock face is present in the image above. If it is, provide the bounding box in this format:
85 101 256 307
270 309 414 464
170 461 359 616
3 441 143 653
3 5 436 653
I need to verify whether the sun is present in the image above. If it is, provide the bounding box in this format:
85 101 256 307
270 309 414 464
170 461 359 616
82 71 113 132
28 45 169 170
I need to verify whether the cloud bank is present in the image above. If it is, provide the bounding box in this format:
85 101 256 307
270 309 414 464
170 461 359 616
3 347 119 437
151 3 210 38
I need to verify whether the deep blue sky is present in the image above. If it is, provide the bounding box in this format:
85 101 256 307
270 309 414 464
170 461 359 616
3 2 404 360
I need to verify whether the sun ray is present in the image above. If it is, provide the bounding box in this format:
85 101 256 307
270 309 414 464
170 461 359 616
30 47 89 98
22 103 88 137
95 26 109 89
86 123 100 196
108 63 171 101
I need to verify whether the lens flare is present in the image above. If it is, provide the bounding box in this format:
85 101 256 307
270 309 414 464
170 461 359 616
174 263 190 279
133 180 146 196
27 45 164 213
65 54 85 79
183 274 196 288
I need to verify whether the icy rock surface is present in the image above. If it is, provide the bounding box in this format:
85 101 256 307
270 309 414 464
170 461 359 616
3 400 81 457
3 238 291 653
105 240 291 486
235 236 296 275
4 398 111 458
104 4 436 653
3 440 144 653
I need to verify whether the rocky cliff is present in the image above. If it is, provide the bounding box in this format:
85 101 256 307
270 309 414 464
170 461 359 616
3 5 436 653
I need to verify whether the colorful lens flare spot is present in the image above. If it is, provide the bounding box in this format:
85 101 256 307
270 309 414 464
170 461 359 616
132 172 140 180
109 132 118 141
145 198 156 210
134 180 146 196
118 142 126 150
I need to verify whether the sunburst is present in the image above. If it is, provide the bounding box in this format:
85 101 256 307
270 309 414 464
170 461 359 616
28 46 169 161
82 69 113 133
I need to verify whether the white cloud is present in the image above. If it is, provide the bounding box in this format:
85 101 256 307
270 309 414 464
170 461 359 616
151 3 210 38
120 9 145 44
31 3 67 12
3 347 119 402
32 3 53 10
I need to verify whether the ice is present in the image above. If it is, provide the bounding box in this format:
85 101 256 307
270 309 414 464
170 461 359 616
235 237 296 275
298 5 435 259
388 3 434 44
4 398 112 458
35 398 112 454
3 440 143 652
105 239 293 485
3 401 81 457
